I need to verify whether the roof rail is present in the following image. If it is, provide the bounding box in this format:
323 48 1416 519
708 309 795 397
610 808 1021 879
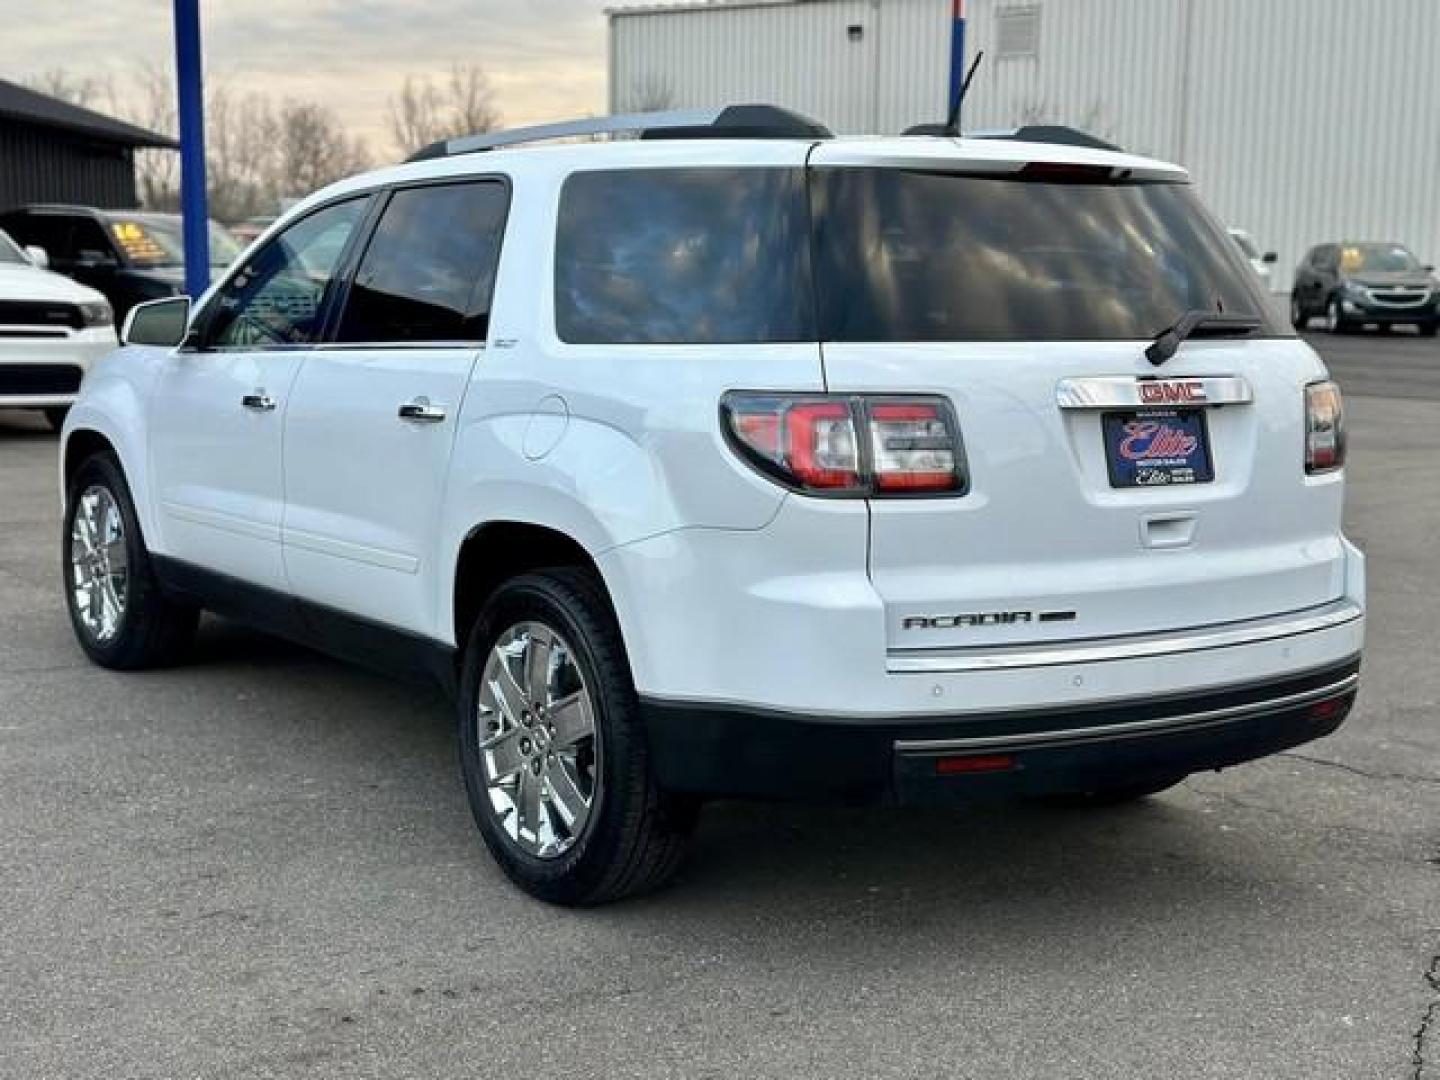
405 104 832 162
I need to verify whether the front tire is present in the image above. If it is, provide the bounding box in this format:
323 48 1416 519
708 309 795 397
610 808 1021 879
1420 320 1439 338
457 568 697 905
63 453 198 669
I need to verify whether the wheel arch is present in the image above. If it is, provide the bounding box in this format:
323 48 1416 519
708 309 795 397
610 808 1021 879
451 520 621 660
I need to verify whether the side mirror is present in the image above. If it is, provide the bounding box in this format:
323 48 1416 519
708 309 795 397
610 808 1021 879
23 245 49 269
1262 251 1278 264
75 249 119 271
121 296 191 347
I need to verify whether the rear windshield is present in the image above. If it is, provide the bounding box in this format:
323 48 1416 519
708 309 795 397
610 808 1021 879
812 169 1284 342
552 166 1285 345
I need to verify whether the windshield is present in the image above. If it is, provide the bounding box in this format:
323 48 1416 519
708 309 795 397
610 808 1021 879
1339 243 1422 275
812 170 1285 342
0 229 27 266
107 216 243 269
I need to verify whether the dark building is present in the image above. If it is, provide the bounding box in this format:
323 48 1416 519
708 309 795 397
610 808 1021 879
0 79 175 212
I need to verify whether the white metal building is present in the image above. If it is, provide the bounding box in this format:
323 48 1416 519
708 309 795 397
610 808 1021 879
608 0 1440 292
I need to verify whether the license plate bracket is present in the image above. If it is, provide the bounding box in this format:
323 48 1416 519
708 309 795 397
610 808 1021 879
1102 408 1214 488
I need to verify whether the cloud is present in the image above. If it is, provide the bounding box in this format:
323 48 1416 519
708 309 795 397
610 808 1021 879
1 0 612 153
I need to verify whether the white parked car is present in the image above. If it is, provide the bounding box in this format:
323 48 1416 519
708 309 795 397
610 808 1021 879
1228 228 1279 293
0 228 115 430
59 107 1364 904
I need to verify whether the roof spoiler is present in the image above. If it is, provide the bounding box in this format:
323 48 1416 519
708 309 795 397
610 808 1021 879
406 105 833 162
901 123 1124 153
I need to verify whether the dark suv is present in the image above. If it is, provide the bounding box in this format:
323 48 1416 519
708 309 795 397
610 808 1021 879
0 205 241 324
1291 241 1439 336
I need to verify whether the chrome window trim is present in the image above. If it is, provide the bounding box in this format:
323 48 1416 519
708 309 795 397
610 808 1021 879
886 599 1362 673
893 671 1359 754
1055 374 1253 410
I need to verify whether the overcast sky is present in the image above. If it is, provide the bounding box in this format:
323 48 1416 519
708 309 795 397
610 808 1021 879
0 0 614 154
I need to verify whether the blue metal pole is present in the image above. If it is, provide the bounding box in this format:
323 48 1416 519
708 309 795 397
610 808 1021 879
173 0 210 298
947 0 967 111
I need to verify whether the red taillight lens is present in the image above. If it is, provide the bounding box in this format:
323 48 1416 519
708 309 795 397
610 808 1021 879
868 401 963 493
724 395 862 492
935 753 1015 775
1305 380 1346 474
723 393 964 496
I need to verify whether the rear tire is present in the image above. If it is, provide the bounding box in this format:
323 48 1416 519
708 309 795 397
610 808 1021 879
1420 321 1439 338
1034 775 1185 808
457 567 698 905
63 453 198 669
1289 294 1309 330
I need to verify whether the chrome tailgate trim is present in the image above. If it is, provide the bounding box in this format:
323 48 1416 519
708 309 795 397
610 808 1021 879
887 599 1363 674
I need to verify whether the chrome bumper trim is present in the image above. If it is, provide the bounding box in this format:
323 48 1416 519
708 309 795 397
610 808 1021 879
886 599 1363 674
1055 374 1253 409
893 672 1360 754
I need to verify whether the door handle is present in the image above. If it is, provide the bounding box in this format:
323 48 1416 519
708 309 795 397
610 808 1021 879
241 392 276 412
398 397 446 424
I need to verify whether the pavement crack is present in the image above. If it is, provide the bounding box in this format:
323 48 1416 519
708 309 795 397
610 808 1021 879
1279 750 1440 788
1414 947 1440 1079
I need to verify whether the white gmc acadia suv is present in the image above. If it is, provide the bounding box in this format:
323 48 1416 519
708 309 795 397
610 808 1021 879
60 106 1365 904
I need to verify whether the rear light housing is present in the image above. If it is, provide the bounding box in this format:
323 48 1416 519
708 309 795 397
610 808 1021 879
722 392 966 497
1305 380 1346 474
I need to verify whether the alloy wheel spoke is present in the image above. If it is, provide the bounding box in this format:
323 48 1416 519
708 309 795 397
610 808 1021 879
482 725 526 781
546 757 589 830
524 629 552 706
515 766 542 840
547 691 594 749
488 656 528 726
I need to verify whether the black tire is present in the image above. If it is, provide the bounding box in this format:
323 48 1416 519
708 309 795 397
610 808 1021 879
43 406 70 432
1034 775 1185 809
1289 294 1309 330
62 453 198 670
1420 321 1439 338
457 567 698 905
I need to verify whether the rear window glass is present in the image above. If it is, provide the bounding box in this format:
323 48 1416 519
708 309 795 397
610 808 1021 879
811 169 1286 342
554 167 815 344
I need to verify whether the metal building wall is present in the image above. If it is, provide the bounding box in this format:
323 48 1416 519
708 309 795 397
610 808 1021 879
0 121 138 212
610 0 1440 291
610 0 950 134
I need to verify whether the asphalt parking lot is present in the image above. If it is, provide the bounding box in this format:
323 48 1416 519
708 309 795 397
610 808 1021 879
1 331 1437 1079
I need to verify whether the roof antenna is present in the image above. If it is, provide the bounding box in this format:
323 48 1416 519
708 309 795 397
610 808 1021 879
944 50 985 137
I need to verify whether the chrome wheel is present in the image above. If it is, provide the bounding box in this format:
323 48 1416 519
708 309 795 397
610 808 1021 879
1325 298 1342 333
69 484 128 643
477 621 599 859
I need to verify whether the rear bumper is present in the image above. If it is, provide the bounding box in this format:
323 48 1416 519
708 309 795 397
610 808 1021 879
641 657 1360 803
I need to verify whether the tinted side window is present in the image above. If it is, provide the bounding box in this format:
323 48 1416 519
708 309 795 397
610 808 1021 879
70 218 116 261
206 198 366 348
555 168 814 344
337 181 508 344
3 215 76 261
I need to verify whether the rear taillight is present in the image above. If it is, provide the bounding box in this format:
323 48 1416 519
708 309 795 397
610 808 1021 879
722 393 965 496
1305 380 1346 474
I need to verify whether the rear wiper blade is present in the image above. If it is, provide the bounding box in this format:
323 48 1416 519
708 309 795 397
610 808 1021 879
1145 310 1262 366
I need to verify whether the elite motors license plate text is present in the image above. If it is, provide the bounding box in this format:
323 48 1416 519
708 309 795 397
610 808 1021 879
1102 408 1214 488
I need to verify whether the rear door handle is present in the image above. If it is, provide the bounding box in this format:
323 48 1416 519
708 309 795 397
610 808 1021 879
398 397 446 424
241 392 276 412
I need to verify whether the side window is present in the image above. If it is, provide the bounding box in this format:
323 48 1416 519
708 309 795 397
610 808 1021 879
1316 245 1338 272
335 181 508 344
6 216 75 262
205 198 366 348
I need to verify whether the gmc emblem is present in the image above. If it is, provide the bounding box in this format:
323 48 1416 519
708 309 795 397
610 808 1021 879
1138 379 1207 405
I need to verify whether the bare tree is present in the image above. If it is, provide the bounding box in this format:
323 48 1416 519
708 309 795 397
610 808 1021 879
387 62 500 156
272 101 372 198
23 68 119 112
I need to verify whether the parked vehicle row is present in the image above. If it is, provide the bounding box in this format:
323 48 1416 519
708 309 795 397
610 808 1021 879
58 106 1364 904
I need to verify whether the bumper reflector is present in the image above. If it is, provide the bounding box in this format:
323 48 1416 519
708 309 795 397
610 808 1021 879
935 753 1016 776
